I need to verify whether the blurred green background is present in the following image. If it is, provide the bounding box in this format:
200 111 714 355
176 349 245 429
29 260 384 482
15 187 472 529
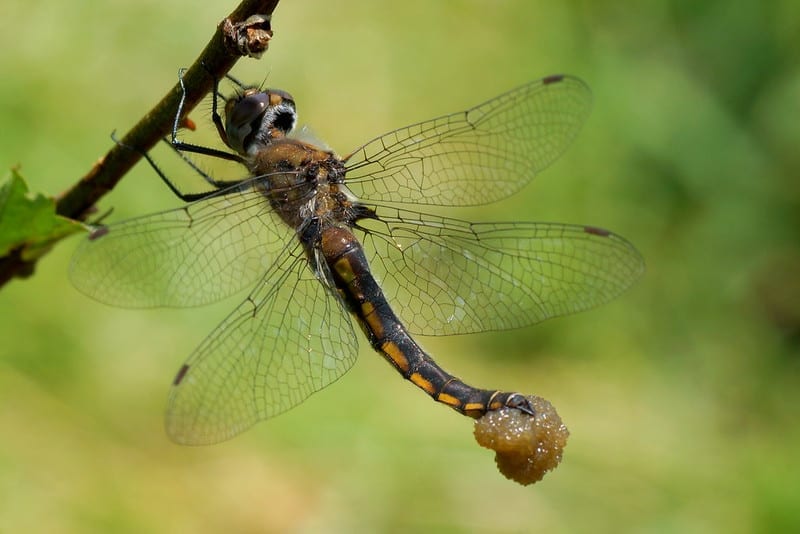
2 0 799 532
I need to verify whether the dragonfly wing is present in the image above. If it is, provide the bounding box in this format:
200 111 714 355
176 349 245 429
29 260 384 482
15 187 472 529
357 206 644 336
69 178 293 308
343 75 591 207
165 245 359 445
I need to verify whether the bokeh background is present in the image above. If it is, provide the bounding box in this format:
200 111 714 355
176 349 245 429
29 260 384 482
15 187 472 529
2 1 798 532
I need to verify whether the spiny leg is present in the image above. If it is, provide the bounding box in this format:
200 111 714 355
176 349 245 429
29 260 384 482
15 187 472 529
170 67 244 164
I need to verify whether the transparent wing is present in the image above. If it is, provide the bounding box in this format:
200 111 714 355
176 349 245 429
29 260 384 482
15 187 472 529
165 246 359 445
343 75 591 206
356 205 644 336
69 177 294 308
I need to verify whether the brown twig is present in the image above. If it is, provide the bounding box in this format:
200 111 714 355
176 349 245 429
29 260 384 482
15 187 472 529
0 0 280 287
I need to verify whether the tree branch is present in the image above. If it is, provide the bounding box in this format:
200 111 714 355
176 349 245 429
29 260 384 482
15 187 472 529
0 0 281 287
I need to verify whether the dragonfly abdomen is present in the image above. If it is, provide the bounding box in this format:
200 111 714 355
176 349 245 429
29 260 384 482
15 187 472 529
321 225 533 418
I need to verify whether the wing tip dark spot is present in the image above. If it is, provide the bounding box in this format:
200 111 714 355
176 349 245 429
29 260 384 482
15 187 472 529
173 364 190 385
584 225 611 237
88 226 110 240
542 74 565 85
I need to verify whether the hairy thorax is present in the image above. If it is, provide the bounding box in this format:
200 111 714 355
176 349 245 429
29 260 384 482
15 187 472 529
247 137 351 230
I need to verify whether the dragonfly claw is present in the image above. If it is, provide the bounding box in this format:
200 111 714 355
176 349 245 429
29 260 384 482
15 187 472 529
505 393 536 416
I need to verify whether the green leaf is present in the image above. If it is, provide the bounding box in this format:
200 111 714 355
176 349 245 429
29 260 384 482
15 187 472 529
0 169 85 260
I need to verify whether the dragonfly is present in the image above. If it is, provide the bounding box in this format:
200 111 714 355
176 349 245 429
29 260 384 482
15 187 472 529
70 72 644 445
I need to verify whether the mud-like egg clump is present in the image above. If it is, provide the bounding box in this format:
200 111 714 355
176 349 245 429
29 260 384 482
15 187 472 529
473 395 569 485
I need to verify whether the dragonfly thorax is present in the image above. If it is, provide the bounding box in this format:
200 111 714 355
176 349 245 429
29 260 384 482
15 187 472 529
249 137 350 230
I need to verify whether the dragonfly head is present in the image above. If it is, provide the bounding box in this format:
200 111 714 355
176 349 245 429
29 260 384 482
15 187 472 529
225 87 297 156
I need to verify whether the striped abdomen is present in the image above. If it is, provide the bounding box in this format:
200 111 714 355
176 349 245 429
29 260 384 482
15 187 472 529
320 225 533 418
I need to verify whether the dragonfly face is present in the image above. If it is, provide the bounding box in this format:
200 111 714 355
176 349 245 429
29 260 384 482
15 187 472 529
224 87 297 155
70 74 644 446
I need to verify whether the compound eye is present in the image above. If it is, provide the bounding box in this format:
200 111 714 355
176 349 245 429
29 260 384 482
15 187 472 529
225 92 270 153
269 89 295 108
